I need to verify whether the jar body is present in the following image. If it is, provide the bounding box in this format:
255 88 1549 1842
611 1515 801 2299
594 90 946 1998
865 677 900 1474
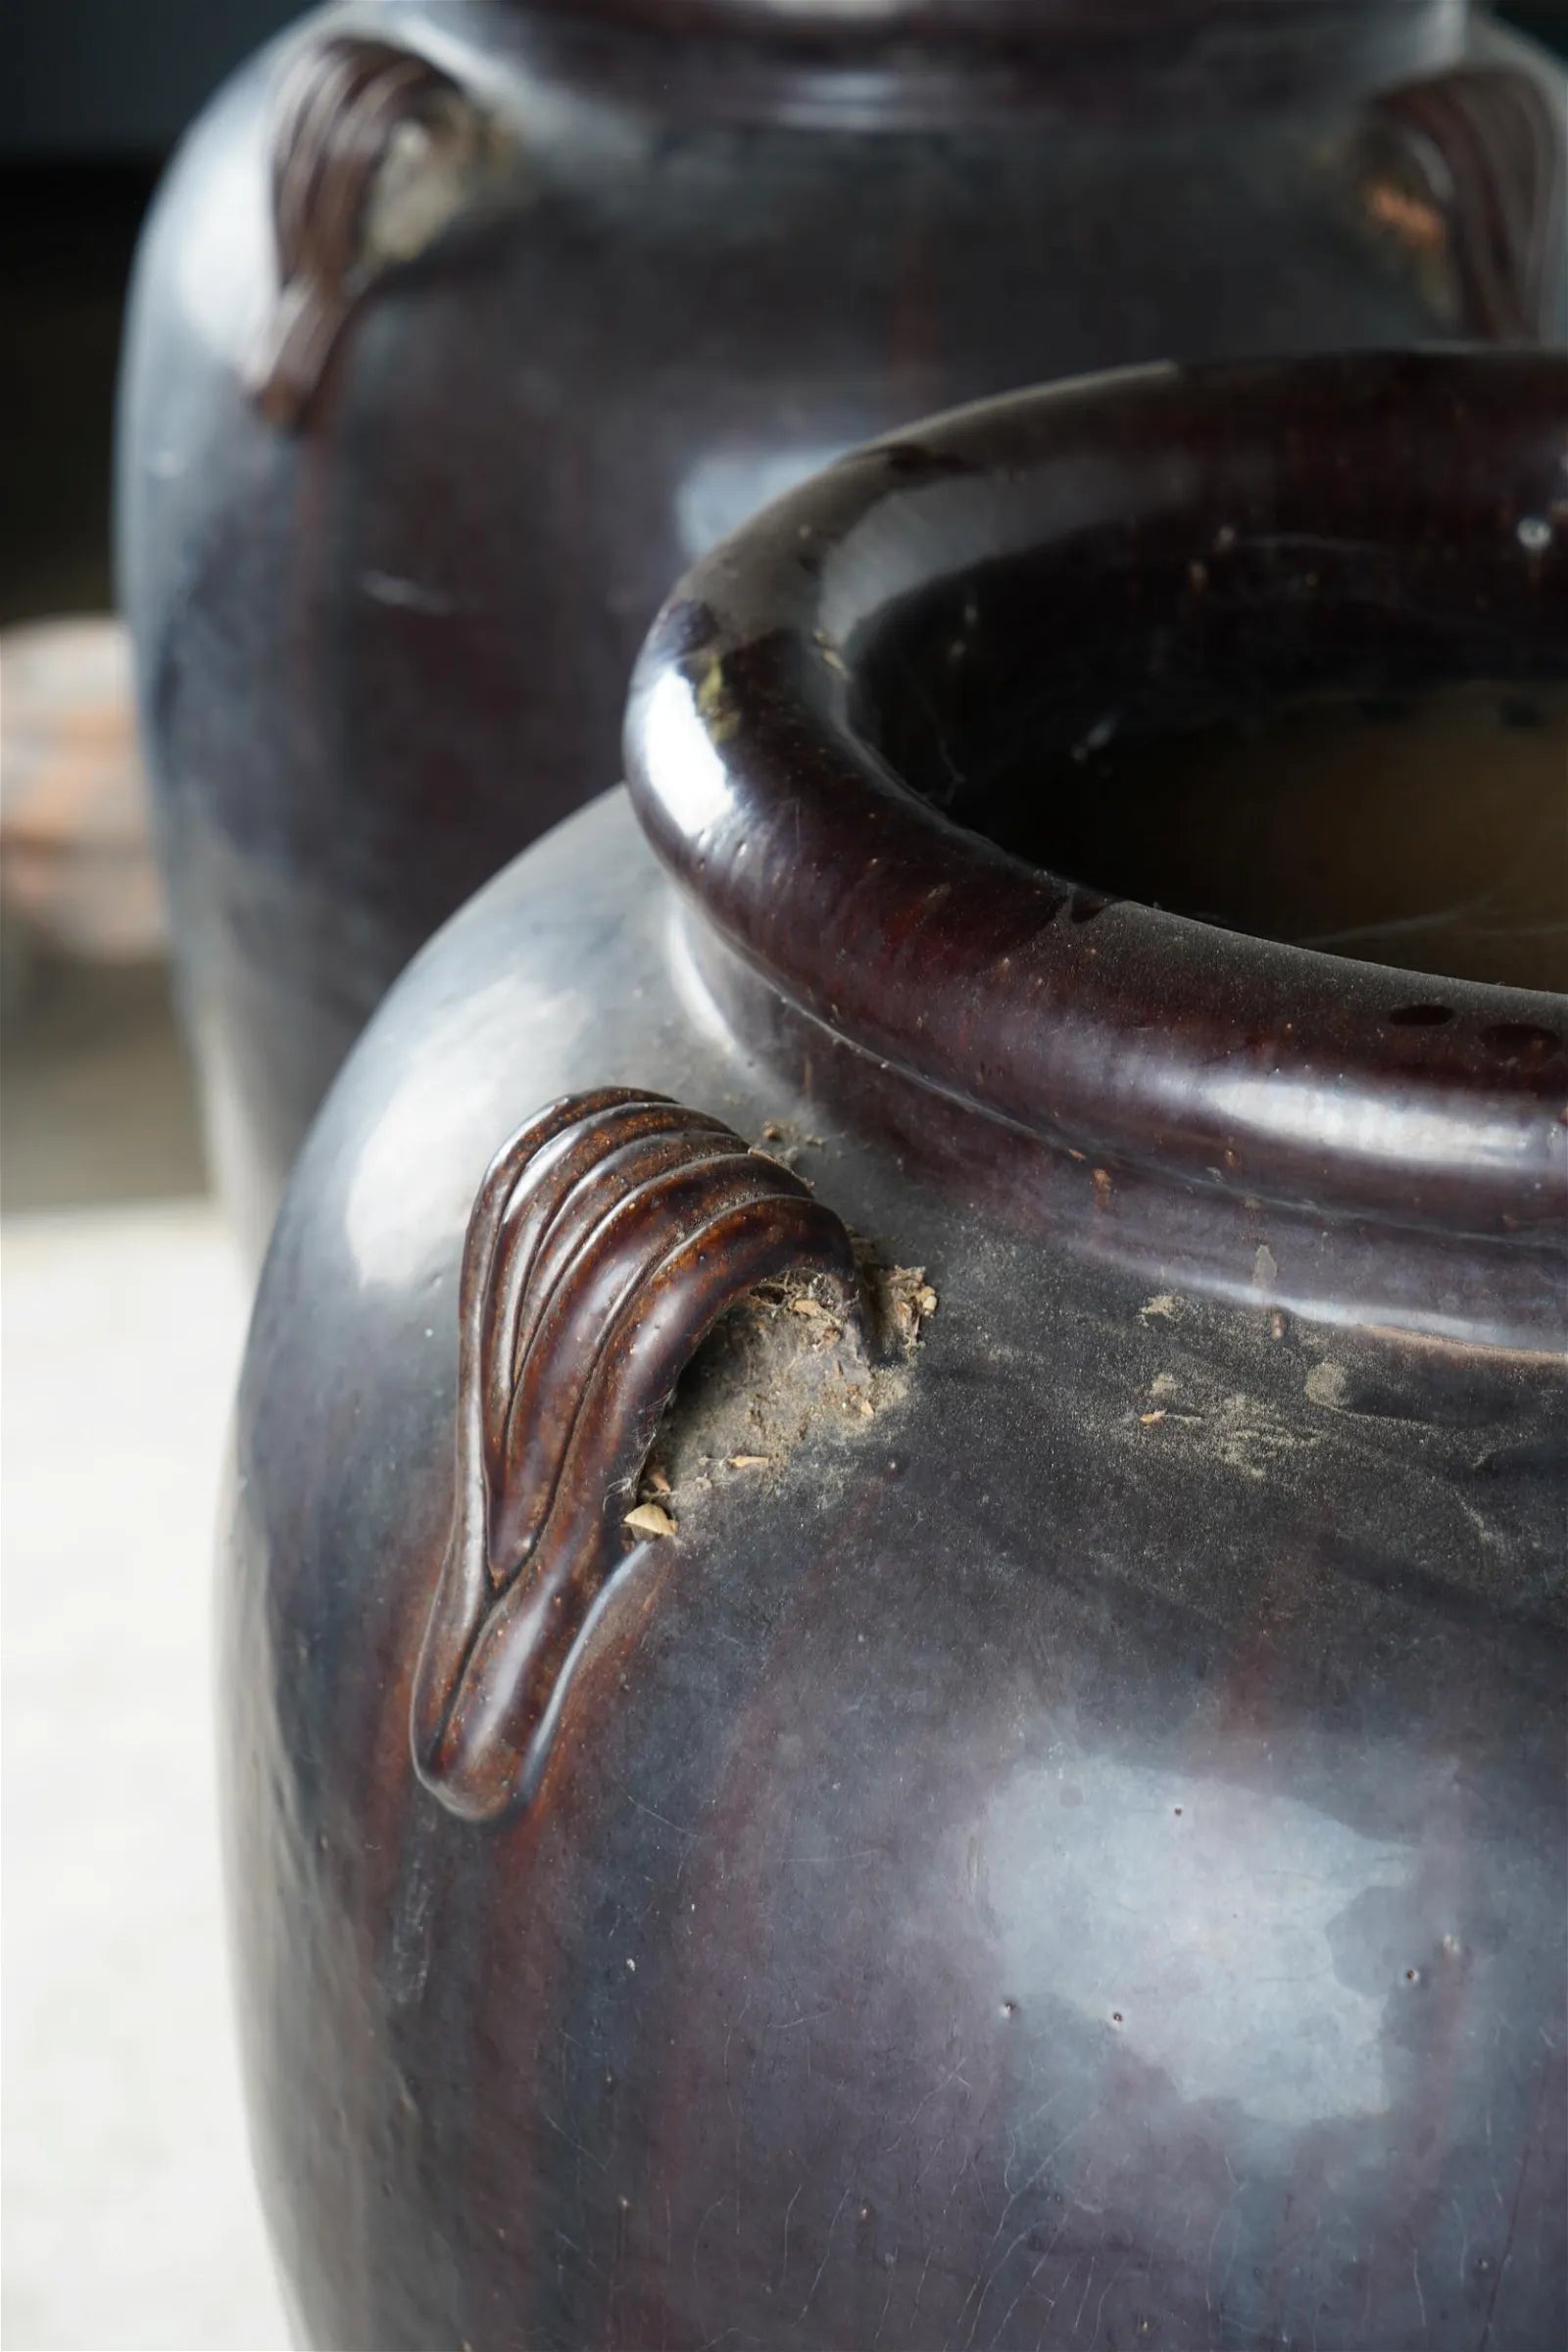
227 786 1566 2350
118 0 1567 1246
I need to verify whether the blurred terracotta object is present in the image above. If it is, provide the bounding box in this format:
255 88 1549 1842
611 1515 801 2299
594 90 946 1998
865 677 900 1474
0 617 166 964
117 0 1568 1255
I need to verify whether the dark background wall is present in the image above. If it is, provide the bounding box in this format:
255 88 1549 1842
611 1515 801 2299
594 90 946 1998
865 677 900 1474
2 0 304 158
1 4 303 618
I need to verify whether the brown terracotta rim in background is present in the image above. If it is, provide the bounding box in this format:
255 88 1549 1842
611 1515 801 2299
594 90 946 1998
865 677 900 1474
625 350 1568 1244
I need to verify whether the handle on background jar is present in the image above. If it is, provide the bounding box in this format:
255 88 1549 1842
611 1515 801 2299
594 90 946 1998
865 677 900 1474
412 1090 873 1823
249 32 511 428
1357 64 1567 344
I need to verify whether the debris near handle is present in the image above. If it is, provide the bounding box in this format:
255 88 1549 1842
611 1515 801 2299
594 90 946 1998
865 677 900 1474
872 1260 939 1353
624 1501 677 1540
636 1247 936 1525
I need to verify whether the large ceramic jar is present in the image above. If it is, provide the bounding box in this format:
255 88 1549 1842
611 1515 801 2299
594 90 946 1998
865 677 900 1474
119 0 1567 1251
225 351 1566 2350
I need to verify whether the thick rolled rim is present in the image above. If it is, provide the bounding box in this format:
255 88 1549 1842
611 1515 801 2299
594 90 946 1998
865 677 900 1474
624 351 1568 1241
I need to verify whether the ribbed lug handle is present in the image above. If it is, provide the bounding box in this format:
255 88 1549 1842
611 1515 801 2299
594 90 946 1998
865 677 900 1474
249 33 508 428
412 1090 873 1822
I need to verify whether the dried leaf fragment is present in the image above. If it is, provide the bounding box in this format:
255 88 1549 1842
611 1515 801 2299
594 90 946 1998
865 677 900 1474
879 1264 938 1349
624 1502 677 1539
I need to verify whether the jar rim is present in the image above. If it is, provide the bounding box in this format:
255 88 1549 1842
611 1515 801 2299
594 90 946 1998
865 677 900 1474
515 0 1449 40
474 0 1465 129
625 350 1568 1246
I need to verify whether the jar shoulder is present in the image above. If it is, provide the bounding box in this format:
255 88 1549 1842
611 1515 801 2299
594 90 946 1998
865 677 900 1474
247 788 1567 1638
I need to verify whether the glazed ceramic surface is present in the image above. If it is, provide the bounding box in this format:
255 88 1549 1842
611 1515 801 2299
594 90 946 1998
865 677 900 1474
225 353 1566 2350
118 0 1568 1248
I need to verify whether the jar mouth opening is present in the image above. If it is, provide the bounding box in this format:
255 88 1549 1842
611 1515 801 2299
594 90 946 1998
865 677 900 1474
625 352 1568 1241
872 673 1566 994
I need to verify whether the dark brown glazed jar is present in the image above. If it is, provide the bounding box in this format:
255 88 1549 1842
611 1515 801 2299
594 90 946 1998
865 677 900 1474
117 0 1567 1251
225 351 1566 2350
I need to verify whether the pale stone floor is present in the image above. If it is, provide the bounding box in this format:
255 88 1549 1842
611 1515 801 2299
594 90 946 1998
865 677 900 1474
3 956 291 2348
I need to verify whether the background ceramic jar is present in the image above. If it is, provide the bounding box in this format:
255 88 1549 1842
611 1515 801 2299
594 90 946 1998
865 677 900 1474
223 350 1566 2350
117 0 1567 1250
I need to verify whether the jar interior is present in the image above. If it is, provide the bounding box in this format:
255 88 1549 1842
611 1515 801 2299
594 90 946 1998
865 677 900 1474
960 679 1568 993
855 543 1568 993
